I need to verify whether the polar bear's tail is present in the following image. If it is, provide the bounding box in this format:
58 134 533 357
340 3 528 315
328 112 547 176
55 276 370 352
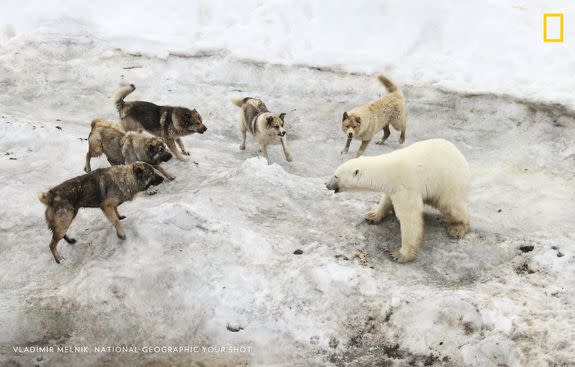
377 74 399 93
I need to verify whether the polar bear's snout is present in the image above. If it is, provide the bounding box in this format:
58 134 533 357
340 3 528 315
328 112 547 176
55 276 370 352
325 176 340 193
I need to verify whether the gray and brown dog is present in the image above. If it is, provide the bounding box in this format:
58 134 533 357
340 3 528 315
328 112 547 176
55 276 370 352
38 162 164 263
84 118 175 180
113 84 207 161
231 97 293 164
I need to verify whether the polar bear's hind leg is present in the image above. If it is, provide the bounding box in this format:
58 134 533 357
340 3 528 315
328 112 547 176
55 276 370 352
438 199 469 238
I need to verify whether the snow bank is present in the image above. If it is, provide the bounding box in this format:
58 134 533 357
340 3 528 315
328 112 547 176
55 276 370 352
1 0 574 108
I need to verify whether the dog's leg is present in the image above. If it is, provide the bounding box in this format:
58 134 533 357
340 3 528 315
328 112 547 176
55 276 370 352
176 138 190 156
165 138 188 161
376 125 391 145
154 165 175 181
84 151 92 173
390 193 424 263
239 118 247 150
356 140 371 157
260 144 271 164
101 205 126 240
49 210 75 263
280 137 293 162
341 136 352 154
365 194 393 223
114 206 126 221
399 128 406 144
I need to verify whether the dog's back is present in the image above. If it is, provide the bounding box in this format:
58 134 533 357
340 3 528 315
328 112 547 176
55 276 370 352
231 97 269 134
88 119 126 166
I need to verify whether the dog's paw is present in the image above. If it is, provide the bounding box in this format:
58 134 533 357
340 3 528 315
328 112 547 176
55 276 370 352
391 250 415 263
365 209 384 224
239 144 246 150
118 215 126 220
375 140 385 145
340 149 348 155
399 137 405 144
447 223 468 238
182 151 190 156
166 175 176 181
285 155 294 162
117 233 126 240
84 166 91 173
147 187 158 195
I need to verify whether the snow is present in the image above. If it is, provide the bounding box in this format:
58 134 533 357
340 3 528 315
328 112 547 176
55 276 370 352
1 2 574 366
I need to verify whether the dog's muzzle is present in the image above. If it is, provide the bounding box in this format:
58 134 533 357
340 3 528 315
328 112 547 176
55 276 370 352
325 176 340 193
160 152 172 162
279 131 286 137
199 126 207 134
347 132 353 138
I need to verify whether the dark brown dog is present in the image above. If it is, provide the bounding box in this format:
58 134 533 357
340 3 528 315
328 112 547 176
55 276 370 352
113 84 207 161
38 162 164 263
84 118 175 180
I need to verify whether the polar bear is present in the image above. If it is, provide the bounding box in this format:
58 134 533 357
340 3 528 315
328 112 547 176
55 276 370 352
325 139 470 263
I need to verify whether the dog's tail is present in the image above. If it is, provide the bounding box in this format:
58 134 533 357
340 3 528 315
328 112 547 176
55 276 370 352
231 97 247 107
90 118 105 129
377 74 399 93
113 84 136 113
38 191 52 206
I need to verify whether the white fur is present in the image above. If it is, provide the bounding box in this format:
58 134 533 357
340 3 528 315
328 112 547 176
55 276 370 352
328 138 470 262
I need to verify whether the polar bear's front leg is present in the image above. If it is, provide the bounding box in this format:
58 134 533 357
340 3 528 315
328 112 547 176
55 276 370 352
365 194 393 223
439 200 470 238
391 194 424 263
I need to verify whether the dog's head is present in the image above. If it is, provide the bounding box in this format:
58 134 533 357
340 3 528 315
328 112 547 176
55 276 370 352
133 162 164 189
145 138 172 165
342 112 361 139
173 107 207 134
266 113 287 137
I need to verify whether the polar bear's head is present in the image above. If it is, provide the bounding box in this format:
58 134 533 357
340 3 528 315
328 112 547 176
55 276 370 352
325 157 375 193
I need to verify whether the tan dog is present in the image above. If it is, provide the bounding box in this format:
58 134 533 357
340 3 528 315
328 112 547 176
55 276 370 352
231 97 293 164
341 74 407 157
113 84 207 161
38 163 164 263
84 119 174 180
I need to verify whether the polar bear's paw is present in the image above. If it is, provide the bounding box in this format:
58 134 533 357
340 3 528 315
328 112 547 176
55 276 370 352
365 209 385 224
391 249 416 263
447 223 468 238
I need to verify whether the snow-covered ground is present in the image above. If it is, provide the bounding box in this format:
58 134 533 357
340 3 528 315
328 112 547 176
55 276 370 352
1 2 574 367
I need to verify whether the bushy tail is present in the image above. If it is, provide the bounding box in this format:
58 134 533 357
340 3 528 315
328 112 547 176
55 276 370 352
231 97 247 107
90 118 105 129
38 192 51 206
113 84 136 113
377 74 398 93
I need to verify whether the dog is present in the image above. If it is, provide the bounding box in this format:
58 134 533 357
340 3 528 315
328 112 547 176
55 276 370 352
341 74 407 157
113 84 207 161
84 119 175 180
231 97 293 164
38 162 164 263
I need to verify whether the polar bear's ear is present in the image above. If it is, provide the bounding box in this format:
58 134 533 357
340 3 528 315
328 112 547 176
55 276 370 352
353 169 360 176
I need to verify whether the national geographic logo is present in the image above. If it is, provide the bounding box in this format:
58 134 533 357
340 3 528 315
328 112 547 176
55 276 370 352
543 13 564 42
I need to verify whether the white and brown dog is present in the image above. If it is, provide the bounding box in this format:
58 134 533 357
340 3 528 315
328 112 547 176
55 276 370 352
341 74 407 157
231 97 293 164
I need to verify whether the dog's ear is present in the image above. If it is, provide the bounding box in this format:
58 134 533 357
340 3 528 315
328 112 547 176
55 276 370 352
355 116 361 124
133 164 145 180
279 113 286 121
342 112 348 121
266 116 274 127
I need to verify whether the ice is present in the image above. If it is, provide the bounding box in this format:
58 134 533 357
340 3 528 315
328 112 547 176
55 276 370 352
0 3 574 366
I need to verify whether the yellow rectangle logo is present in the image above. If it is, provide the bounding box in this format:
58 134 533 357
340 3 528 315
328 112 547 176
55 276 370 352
544 13 564 42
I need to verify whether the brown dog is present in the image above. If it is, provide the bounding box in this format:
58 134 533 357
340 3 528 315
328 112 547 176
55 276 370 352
38 162 164 263
341 74 407 157
84 118 175 180
113 84 207 161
